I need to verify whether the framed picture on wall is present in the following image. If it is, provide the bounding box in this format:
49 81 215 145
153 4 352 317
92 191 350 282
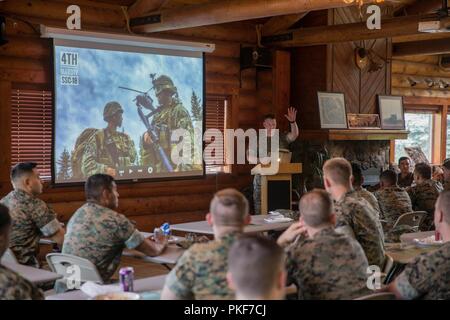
317 92 347 129
378 95 405 130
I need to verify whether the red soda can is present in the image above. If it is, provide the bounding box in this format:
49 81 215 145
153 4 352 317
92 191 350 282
435 231 441 241
119 267 134 292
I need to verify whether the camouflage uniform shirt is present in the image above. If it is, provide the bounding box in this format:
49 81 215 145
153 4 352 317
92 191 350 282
395 241 450 300
0 264 44 300
62 202 145 281
286 227 370 300
164 232 239 300
334 190 385 267
140 100 194 172
407 179 443 230
0 189 61 267
443 180 450 191
82 129 137 177
398 172 414 188
353 187 380 217
374 186 413 230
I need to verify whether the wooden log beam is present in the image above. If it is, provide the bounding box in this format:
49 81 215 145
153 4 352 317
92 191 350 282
130 0 393 33
392 60 450 78
262 12 309 36
393 38 450 57
392 87 450 98
262 14 433 47
0 0 126 29
392 73 450 90
394 0 443 16
128 0 166 19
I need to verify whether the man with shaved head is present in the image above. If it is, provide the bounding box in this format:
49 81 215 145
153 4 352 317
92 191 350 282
161 188 251 300
322 158 385 267
227 236 286 300
277 189 370 299
385 191 450 299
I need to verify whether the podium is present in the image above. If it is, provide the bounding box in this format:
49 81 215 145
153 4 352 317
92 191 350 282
251 163 302 215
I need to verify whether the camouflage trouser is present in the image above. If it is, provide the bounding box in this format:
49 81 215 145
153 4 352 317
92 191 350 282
253 174 261 215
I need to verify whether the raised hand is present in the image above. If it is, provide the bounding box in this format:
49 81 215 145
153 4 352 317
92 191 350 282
284 107 297 123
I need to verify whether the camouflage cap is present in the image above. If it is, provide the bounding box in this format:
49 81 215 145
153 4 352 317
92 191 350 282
153 75 176 96
103 101 123 121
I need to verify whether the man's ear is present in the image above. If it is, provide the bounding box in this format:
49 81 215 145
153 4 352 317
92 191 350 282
244 214 251 226
226 271 236 291
350 175 355 185
330 213 337 226
324 177 331 189
206 213 213 226
278 269 287 290
361 176 365 186
435 209 444 224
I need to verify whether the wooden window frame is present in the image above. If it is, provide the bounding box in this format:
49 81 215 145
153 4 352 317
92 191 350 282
391 97 450 165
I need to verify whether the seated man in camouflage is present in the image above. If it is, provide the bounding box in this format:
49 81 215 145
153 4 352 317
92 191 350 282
227 236 286 300
374 170 413 241
406 163 443 230
161 188 251 300
323 158 385 267
385 191 450 300
62 174 167 282
350 163 380 216
442 158 450 191
397 157 414 188
277 190 370 300
0 162 65 267
0 204 44 300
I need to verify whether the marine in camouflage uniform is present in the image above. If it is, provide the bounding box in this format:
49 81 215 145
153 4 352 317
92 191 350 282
406 179 443 230
0 189 61 267
393 241 450 300
286 227 371 300
374 186 413 241
81 102 137 177
398 172 414 188
164 232 239 300
252 132 291 215
0 264 44 300
353 187 380 217
140 75 194 172
334 190 385 267
62 202 145 282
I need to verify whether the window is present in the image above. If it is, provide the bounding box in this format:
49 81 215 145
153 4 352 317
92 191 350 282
11 89 53 181
204 95 230 174
395 112 433 164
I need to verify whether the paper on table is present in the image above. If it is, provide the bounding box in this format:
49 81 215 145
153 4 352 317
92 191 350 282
264 217 293 223
81 281 122 297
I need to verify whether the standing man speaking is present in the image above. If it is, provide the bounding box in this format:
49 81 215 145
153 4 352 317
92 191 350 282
248 107 299 215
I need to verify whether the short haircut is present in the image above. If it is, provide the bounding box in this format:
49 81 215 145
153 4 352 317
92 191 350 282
85 174 115 202
209 188 249 227
414 163 432 180
351 163 363 186
11 162 37 182
380 170 397 186
263 114 276 121
299 189 333 227
323 157 352 186
0 204 11 232
228 236 284 297
437 191 450 224
398 157 410 165
443 158 450 170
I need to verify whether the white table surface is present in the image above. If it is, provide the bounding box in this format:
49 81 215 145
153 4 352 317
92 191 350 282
171 215 293 235
123 244 185 265
2 261 62 285
45 275 167 300
400 231 435 244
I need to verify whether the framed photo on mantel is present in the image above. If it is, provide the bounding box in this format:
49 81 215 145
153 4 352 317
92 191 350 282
378 95 405 130
347 114 381 129
317 92 347 129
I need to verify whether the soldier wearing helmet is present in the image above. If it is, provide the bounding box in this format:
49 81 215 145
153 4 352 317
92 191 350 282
140 75 194 172
81 101 137 177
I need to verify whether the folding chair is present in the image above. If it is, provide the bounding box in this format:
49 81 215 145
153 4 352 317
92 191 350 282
354 292 396 300
392 211 427 232
46 253 103 285
1 248 19 264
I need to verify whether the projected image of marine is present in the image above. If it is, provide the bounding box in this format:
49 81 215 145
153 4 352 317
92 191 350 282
80 101 137 177
139 74 194 172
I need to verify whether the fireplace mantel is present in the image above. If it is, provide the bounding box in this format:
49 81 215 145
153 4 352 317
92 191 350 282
298 129 409 141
